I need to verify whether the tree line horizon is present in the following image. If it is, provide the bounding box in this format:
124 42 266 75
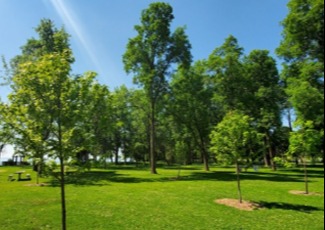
0 1 323 171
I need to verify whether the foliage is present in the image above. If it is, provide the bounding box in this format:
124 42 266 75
123 2 192 174
207 35 246 113
277 0 324 62
169 63 215 171
210 111 262 203
210 111 260 165
287 121 323 194
277 0 324 156
288 121 323 159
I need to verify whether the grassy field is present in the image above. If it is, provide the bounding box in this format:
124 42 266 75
0 164 324 230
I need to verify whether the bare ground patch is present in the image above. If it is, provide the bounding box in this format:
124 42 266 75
215 198 262 211
24 183 49 187
289 190 324 196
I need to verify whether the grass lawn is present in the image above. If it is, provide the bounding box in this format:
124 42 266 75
0 164 324 230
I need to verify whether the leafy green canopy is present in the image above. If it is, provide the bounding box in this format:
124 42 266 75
210 111 261 164
277 0 324 130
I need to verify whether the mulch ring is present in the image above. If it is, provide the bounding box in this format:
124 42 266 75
289 190 324 196
215 198 262 211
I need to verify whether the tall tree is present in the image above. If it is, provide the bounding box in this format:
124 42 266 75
207 35 247 114
169 62 215 171
277 0 324 160
3 19 78 230
123 2 192 174
277 0 324 63
243 50 284 170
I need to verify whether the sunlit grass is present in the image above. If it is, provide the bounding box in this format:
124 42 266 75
0 165 323 230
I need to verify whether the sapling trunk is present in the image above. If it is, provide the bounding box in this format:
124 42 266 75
303 157 309 194
236 162 243 203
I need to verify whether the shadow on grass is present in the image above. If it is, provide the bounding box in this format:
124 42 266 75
278 168 324 178
258 201 323 213
49 171 159 187
48 168 316 187
182 171 306 183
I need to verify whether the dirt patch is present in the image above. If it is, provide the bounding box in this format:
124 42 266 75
289 190 324 196
215 198 262 211
24 183 49 187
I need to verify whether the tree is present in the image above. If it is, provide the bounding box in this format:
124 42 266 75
0 106 11 161
7 52 74 230
210 111 260 203
10 19 74 75
70 73 113 168
169 62 215 171
207 35 247 113
243 50 284 170
123 2 192 174
110 86 134 165
277 0 324 63
287 121 323 194
3 19 80 230
277 0 324 162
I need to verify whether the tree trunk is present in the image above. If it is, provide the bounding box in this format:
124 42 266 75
57 87 66 230
0 144 4 161
265 132 276 171
303 157 309 194
37 161 41 185
202 150 210 172
114 147 119 165
150 100 157 174
287 108 293 132
59 156 67 230
263 152 270 167
199 139 209 171
236 162 242 203
177 167 181 179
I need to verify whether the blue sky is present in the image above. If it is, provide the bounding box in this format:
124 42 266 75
0 0 288 97
0 0 289 159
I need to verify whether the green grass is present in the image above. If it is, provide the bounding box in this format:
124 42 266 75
0 165 324 230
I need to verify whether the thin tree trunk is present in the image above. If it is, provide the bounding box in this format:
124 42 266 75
287 108 293 132
59 156 67 230
269 147 276 171
0 144 4 162
177 167 181 179
236 162 242 203
150 100 157 174
37 161 41 185
265 132 276 171
303 157 309 194
114 146 119 165
58 87 66 230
